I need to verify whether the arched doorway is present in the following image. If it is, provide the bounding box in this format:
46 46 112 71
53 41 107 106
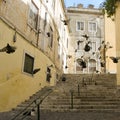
89 59 96 73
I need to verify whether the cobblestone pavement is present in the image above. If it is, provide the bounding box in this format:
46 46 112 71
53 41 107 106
40 111 120 120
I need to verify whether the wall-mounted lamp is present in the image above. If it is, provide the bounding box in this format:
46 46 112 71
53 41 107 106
33 68 41 74
0 43 17 54
13 32 17 42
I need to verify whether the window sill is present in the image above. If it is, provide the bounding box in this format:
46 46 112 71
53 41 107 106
22 71 34 78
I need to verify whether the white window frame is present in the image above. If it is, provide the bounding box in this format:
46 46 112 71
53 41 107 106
76 21 85 31
22 52 35 76
91 42 96 51
52 0 55 9
28 0 39 30
88 21 97 33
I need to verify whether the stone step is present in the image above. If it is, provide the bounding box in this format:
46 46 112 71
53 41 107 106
40 73 118 112
41 104 120 108
42 100 120 105
40 106 120 112
62 74 116 87
40 108 120 112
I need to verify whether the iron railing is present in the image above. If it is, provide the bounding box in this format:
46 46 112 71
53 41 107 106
10 87 53 120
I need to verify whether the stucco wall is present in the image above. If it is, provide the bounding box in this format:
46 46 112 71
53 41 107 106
0 0 70 111
105 15 117 73
67 7 104 73
0 18 56 112
116 2 120 85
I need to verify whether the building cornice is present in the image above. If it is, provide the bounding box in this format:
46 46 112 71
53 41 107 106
67 7 103 15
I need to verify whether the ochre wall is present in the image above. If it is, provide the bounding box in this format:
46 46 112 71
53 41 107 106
105 14 117 73
116 2 120 85
0 19 56 112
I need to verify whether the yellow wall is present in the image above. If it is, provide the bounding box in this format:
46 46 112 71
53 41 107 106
116 2 120 85
105 14 117 73
0 19 56 112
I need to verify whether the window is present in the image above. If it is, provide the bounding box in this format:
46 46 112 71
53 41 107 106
76 59 83 71
23 53 34 75
88 22 97 32
50 33 53 48
46 67 51 82
50 27 53 48
48 26 53 48
28 0 38 30
67 38 68 48
76 21 85 31
91 42 96 51
44 12 47 30
89 59 96 73
52 0 55 9
58 43 60 59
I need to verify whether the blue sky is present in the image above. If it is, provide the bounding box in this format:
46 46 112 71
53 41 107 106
64 0 105 8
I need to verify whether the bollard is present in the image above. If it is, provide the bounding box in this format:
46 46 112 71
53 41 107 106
37 104 40 120
70 90 74 109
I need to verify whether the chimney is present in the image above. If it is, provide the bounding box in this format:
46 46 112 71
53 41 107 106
88 4 94 9
77 4 83 8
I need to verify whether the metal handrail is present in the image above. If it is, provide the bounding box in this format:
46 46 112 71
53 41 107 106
10 88 53 120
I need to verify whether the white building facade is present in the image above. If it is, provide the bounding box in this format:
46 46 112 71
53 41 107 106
66 4 105 73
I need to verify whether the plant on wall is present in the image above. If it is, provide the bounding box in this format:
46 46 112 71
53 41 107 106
100 0 120 18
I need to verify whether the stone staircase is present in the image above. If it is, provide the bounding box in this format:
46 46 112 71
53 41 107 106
2 86 53 120
41 73 120 112
0 73 120 120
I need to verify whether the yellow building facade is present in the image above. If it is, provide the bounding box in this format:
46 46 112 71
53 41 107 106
105 14 117 73
105 2 120 84
0 0 70 112
116 2 120 85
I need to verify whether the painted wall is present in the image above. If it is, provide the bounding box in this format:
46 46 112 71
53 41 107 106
66 7 104 73
104 14 117 73
116 2 120 85
0 0 69 112
0 19 56 111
